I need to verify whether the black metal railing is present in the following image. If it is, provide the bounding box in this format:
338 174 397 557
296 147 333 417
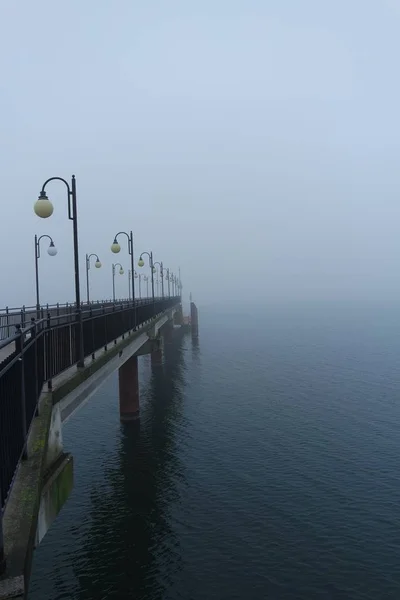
0 296 180 508
0 296 170 340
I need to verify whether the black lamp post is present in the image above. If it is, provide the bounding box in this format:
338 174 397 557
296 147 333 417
128 270 141 300
138 251 155 311
34 234 58 318
112 263 124 302
143 275 149 298
111 230 135 314
128 270 132 300
166 268 171 298
135 271 142 299
153 261 164 297
86 253 102 304
34 175 84 368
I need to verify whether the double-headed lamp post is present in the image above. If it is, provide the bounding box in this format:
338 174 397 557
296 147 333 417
153 261 164 297
86 253 101 304
34 174 85 367
34 234 57 318
112 263 124 302
138 251 155 309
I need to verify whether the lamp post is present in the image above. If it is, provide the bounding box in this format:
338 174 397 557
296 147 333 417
138 251 155 311
34 174 84 367
128 270 140 300
34 234 57 318
153 261 164 297
143 275 149 298
86 253 102 304
112 263 124 302
135 271 142 299
111 231 135 322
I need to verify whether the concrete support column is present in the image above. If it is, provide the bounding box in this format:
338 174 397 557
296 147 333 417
119 355 140 421
151 347 163 366
190 302 199 337
174 305 184 326
163 320 174 338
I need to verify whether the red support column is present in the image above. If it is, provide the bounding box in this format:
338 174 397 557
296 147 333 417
119 355 140 421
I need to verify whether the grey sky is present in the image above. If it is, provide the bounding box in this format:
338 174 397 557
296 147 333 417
1 0 400 307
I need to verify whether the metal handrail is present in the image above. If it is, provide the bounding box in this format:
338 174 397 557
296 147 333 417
0 296 164 314
0 296 169 342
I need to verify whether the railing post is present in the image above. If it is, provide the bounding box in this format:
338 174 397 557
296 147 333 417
31 317 39 410
46 312 53 391
69 318 73 366
6 306 9 338
91 307 95 361
15 325 28 459
104 304 107 351
113 302 117 345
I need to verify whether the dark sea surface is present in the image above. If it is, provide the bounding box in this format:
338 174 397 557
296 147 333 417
30 302 400 599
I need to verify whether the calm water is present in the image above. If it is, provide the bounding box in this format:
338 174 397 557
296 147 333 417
30 303 400 599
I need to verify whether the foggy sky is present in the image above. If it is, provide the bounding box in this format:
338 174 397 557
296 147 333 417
1 0 400 308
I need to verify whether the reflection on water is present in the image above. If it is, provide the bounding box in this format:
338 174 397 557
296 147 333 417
74 330 189 599
191 334 200 362
30 328 193 600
